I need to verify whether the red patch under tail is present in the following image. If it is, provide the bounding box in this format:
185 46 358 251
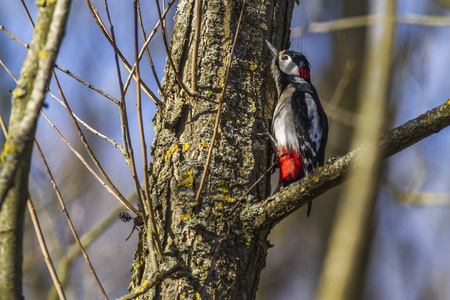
276 147 312 216
278 147 303 185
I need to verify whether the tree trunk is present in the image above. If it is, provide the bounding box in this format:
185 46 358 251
129 0 296 298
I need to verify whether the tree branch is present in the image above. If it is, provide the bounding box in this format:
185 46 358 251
27 198 67 300
291 14 450 37
242 98 450 228
0 0 72 297
0 0 71 207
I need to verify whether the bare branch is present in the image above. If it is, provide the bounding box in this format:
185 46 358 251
98 0 149 230
134 0 162 262
292 14 450 37
0 57 18 83
34 136 108 299
0 0 69 209
40 111 140 215
27 198 67 300
84 0 162 106
2 48 121 150
136 0 165 98
154 0 194 96
0 26 120 105
0 25 29 48
242 98 450 227
385 181 450 206
49 72 141 217
19 0 35 27
47 90 125 152
54 65 119 105
47 199 135 300
1 106 67 300
322 61 356 126
122 0 177 99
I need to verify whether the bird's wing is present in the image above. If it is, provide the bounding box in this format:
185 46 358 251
291 90 327 174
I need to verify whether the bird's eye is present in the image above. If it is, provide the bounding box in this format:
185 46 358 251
281 55 289 61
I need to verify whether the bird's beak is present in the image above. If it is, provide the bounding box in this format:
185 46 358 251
265 40 279 57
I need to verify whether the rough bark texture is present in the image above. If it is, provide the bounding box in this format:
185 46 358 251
129 0 296 299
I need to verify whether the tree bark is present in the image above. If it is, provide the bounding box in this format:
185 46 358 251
127 0 450 299
128 0 296 299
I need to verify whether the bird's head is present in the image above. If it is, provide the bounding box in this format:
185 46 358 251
265 40 311 83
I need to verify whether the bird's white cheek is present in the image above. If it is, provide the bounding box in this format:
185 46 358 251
280 60 299 76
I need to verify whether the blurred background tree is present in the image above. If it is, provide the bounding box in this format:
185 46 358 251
1 0 450 299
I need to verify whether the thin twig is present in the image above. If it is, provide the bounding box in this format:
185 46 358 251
46 90 125 153
27 198 67 300
398 13 450 26
85 0 176 101
34 140 109 300
194 0 247 203
322 104 356 127
0 25 29 48
2 55 123 152
98 0 128 159
101 0 149 229
321 61 357 126
327 61 354 112
50 71 141 217
0 26 120 105
19 0 35 27
134 0 162 261
136 0 165 98
191 0 203 92
292 14 450 37
84 0 162 106
162 0 166 25
17 0 136 218
0 0 70 208
47 199 135 300
0 113 7 135
0 58 18 83
3 56 120 158
54 65 119 105
40 111 140 215
154 0 194 96
1 103 63 297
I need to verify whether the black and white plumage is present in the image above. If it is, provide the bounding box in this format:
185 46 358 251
266 40 328 216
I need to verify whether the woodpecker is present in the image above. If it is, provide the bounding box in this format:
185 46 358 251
266 40 328 216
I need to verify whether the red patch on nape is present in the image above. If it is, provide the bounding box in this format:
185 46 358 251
278 147 303 185
299 67 311 80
